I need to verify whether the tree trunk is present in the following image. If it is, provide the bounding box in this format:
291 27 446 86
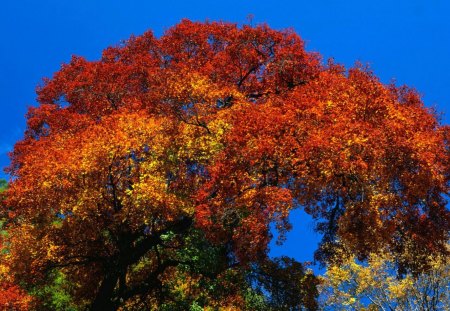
90 272 120 311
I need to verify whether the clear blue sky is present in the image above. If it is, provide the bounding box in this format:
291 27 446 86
1 0 449 268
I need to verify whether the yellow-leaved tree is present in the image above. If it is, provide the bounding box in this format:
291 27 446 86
319 244 450 310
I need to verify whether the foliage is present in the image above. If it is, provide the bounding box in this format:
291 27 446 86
0 281 33 310
319 247 450 310
0 179 7 193
0 178 34 310
248 256 319 310
1 20 449 310
30 270 80 311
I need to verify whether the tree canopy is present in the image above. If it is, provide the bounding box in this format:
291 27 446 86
1 20 449 310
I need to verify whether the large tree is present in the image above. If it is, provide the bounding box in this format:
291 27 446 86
2 20 449 309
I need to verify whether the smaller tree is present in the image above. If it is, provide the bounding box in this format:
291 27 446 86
319 246 450 310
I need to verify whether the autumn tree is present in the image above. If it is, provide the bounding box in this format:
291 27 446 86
2 20 449 309
319 245 450 310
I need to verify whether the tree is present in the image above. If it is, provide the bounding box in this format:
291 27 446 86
319 246 450 310
2 20 449 310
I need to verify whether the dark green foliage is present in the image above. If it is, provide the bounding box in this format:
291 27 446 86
248 257 320 311
31 270 81 311
0 179 7 193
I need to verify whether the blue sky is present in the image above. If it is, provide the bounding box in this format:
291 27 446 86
1 0 449 268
